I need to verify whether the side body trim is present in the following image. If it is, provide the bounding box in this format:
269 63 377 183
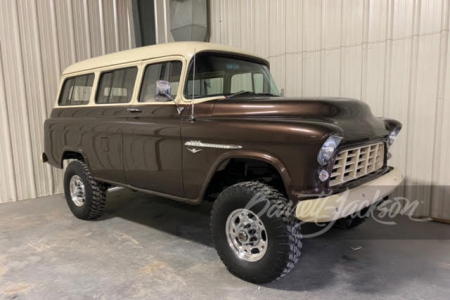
184 140 243 149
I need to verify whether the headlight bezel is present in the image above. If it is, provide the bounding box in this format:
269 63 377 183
317 135 343 166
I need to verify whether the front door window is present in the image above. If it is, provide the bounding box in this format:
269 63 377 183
139 61 182 103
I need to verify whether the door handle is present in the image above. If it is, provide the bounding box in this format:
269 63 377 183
127 107 142 113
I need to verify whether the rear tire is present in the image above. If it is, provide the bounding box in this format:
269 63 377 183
64 160 107 220
211 181 302 284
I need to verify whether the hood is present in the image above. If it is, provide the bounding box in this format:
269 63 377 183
210 97 394 143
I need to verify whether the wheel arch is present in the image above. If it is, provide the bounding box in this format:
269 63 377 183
199 150 292 201
60 148 90 169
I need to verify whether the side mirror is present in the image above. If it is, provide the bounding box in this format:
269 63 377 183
156 80 172 100
155 80 184 115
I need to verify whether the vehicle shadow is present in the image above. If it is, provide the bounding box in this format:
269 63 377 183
100 188 447 293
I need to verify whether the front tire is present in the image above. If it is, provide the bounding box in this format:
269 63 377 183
211 181 302 284
64 160 107 220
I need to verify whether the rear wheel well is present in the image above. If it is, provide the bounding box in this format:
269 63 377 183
61 151 85 167
204 158 287 201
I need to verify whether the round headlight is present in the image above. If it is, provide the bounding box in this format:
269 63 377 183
387 128 400 147
317 135 342 166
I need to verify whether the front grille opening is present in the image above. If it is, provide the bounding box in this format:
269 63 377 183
329 142 385 186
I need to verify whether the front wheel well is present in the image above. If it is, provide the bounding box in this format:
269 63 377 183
203 158 287 201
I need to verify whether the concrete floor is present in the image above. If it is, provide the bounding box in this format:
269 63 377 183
1 189 450 300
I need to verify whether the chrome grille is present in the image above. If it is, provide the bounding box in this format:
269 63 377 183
329 142 385 186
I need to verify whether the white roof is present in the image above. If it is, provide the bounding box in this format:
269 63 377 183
62 42 268 75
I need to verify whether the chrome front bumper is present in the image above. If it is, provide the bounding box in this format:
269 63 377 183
296 168 403 223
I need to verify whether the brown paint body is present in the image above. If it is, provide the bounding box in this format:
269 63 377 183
44 97 401 204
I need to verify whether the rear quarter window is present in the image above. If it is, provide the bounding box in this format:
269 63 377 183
58 73 95 106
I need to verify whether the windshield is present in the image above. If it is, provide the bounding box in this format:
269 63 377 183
184 53 280 99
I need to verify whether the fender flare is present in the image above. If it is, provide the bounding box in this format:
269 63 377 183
198 150 292 201
60 147 90 169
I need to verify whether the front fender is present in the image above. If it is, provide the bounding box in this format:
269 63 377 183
181 117 344 202
380 118 402 133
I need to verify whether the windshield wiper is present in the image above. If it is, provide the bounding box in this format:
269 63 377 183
226 91 279 99
226 91 256 98
254 93 279 97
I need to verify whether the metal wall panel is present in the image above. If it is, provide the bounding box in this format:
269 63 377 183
154 0 170 44
210 0 450 219
0 0 37 202
0 0 135 203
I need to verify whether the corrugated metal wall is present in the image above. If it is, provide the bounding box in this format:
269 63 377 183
0 0 448 220
209 0 450 219
0 0 135 203
154 0 173 44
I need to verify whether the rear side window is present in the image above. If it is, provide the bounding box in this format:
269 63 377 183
96 67 138 104
59 73 94 106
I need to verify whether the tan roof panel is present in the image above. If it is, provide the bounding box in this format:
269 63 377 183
62 42 268 75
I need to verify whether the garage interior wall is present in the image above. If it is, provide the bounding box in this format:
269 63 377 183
0 0 135 204
0 0 449 220
209 0 450 219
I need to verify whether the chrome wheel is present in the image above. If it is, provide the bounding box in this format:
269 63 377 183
225 208 268 262
70 175 85 207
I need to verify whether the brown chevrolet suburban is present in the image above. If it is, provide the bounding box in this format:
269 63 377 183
43 42 403 284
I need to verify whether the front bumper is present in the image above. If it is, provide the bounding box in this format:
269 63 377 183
295 168 403 222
